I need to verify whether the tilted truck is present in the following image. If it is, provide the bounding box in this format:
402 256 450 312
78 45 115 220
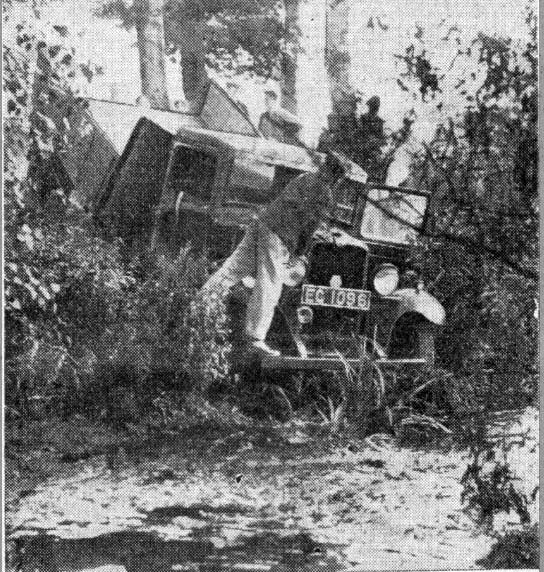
47 81 445 374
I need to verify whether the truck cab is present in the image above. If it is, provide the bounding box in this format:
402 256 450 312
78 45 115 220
259 180 446 371
92 93 444 373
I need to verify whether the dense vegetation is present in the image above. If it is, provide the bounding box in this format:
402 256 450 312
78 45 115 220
4 13 231 436
3 1 538 565
4 0 538 432
410 8 538 412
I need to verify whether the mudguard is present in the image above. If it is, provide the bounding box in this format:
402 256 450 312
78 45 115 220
394 288 446 326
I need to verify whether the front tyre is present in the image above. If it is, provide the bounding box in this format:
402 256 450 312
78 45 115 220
388 314 436 366
414 323 436 367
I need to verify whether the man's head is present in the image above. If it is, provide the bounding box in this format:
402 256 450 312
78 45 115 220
367 95 381 115
136 94 151 108
319 151 348 183
264 89 278 111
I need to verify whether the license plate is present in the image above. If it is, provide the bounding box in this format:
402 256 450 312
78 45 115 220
301 284 371 310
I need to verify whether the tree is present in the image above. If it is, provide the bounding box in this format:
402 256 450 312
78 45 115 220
98 0 293 108
134 0 169 108
325 0 351 108
280 0 299 113
399 6 538 397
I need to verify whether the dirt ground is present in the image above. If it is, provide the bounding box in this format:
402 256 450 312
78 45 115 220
5 407 538 571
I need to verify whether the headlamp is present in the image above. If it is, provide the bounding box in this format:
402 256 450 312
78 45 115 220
373 263 399 296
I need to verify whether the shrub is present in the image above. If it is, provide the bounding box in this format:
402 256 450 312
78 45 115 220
399 7 538 409
5 203 134 417
477 524 539 569
461 455 531 530
5 207 231 425
4 18 232 432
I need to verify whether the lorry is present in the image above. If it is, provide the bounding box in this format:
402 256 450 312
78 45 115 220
48 81 445 374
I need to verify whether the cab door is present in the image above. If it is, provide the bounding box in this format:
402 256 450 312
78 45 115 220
151 140 233 256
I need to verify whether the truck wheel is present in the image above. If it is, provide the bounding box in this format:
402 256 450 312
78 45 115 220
414 323 435 367
388 315 435 366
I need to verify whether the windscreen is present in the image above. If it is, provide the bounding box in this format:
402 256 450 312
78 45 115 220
360 187 428 243
200 82 257 136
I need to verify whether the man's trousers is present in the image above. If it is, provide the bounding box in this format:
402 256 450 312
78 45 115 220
202 219 289 341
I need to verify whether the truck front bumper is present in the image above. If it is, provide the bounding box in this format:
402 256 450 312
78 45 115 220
261 355 426 371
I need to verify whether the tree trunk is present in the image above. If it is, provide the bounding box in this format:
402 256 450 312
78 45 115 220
325 0 351 111
173 7 210 113
281 0 299 114
134 0 169 109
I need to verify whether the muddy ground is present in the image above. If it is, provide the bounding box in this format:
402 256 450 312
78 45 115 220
5 408 538 571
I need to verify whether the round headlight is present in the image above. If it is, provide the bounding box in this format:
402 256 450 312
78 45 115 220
373 263 399 296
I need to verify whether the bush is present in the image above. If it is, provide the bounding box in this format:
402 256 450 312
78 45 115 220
3 19 232 436
5 205 231 425
129 251 231 395
461 455 531 530
397 7 538 410
5 203 134 417
477 525 539 569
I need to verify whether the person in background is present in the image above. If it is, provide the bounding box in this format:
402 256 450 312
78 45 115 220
258 89 302 145
319 89 360 158
356 95 386 180
201 152 348 357
384 115 417 187
359 95 385 140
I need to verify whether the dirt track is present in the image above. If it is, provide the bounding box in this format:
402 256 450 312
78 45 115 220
6 408 538 571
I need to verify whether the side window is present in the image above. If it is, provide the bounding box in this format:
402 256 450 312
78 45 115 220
167 146 217 203
271 166 305 197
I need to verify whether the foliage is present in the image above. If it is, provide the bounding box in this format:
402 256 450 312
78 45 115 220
3 12 231 429
457 404 537 548
124 250 231 396
461 453 531 529
477 524 539 569
235 350 388 435
397 5 538 404
97 0 294 79
5 213 232 423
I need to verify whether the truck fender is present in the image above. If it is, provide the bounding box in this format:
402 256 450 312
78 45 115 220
394 288 446 326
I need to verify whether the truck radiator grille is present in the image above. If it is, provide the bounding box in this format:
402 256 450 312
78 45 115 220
306 243 367 289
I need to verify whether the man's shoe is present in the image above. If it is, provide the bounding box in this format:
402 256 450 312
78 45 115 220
249 340 280 357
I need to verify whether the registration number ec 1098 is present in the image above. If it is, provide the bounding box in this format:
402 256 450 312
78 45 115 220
301 284 371 310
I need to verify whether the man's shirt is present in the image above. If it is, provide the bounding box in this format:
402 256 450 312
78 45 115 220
260 172 334 256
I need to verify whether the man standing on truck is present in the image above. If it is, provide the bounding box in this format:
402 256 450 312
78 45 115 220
202 152 348 357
